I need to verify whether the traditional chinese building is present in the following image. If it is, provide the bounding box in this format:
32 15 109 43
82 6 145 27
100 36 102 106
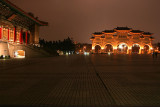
90 27 154 54
0 0 48 58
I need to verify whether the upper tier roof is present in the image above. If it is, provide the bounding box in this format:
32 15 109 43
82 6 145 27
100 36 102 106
102 30 115 33
1 0 48 26
131 30 143 33
92 27 153 37
143 32 152 35
93 32 103 35
115 27 131 30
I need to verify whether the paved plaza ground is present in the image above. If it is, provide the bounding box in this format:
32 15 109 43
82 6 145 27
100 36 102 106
0 54 160 107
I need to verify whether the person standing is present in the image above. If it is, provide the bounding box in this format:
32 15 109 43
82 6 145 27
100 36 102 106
155 52 158 59
152 52 155 59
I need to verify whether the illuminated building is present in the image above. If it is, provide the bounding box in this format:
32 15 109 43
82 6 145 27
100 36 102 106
0 0 48 58
90 27 154 54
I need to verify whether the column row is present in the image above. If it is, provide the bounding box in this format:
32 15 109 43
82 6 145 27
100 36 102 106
0 25 30 44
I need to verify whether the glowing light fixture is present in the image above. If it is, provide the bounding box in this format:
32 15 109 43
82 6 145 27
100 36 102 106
118 43 127 49
84 52 90 55
113 47 117 49
119 45 123 49
14 50 25 58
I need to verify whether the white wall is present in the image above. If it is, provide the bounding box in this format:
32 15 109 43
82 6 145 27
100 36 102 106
0 41 9 56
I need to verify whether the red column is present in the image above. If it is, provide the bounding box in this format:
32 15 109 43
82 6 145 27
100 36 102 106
8 28 10 41
19 30 22 43
14 27 16 42
25 31 28 44
0 27 2 39
20 29 23 44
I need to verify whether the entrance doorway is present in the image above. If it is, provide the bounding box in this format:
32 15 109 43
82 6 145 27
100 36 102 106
14 50 25 58
144 45 149 54
132 44 140 54
95 45 101 53
105 44 113 53
117 43 128 54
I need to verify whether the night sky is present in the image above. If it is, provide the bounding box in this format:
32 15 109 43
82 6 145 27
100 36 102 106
9 0 160 43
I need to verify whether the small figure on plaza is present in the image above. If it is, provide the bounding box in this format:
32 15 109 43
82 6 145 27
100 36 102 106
153 51 158 59
152 52 155 58
155 52 158 58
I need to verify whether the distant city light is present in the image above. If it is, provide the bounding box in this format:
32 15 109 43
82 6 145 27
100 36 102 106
84 52 90 55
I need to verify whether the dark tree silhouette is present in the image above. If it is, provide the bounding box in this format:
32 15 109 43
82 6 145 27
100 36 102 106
39 37 75 55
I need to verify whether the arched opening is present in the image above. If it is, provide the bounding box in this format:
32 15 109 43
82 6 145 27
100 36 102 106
105 44 113 53
14 50 25 58
144 45 149 54
95 45 101 53
132 44 140 54
117 43 128 54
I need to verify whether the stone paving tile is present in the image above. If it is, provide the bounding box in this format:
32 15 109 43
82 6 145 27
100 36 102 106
0 55 160 107
91 54 160 106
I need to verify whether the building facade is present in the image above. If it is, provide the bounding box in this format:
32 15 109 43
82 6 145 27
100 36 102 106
90 27 154 54
0 0 48 58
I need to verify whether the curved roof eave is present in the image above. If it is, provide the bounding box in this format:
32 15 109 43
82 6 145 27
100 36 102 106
2 0 48 26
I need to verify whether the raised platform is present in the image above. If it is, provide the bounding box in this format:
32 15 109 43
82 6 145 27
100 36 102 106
0 41 51 58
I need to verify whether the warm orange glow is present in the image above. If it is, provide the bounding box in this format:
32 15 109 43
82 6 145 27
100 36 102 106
113 46 117 49
0 27 2 39
90 27 153 54
140 47 144 49
14 50 25 58
128 46 132 50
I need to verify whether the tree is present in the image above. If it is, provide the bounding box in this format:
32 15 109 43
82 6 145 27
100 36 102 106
39 37 75 55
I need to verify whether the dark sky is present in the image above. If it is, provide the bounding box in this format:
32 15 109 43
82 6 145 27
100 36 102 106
10 0 160 43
